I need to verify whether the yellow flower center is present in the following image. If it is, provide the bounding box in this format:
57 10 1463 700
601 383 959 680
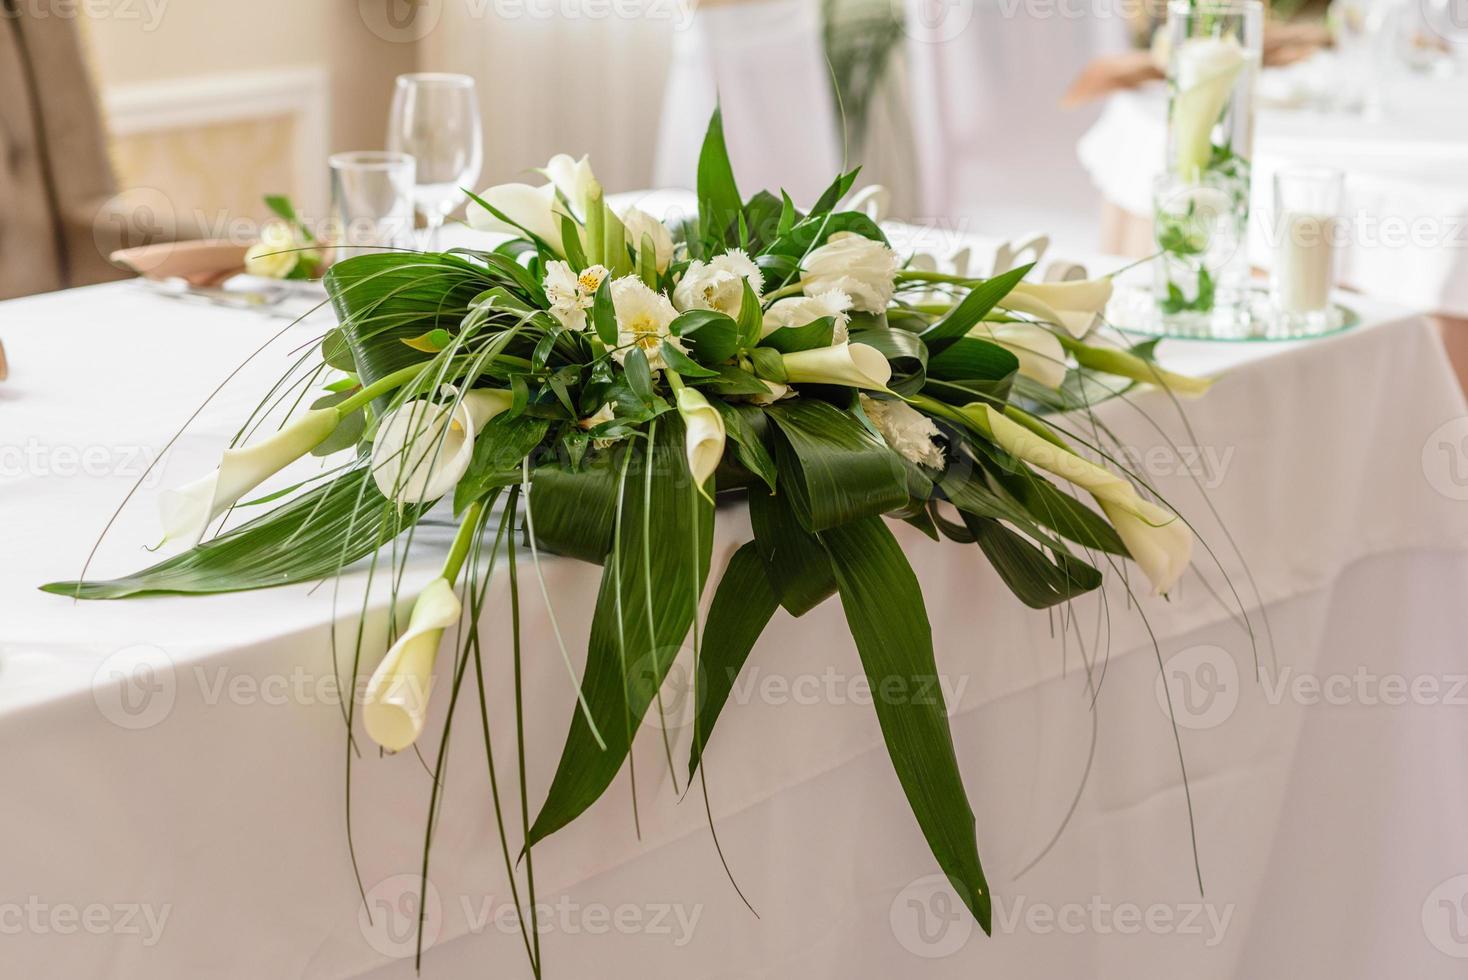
578 270 603 292
626 315 661 351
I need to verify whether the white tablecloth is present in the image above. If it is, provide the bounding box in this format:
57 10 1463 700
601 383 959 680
4 243 1468 978
1077 65 1468 316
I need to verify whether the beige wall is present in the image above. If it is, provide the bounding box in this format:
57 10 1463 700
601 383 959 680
82 2 417 223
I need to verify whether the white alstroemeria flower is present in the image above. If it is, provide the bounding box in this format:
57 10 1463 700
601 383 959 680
673 249 764 315
244 221 299 279
1001 277 1114 338
802 232 898 313
542 260 609 331
674 386 726 492
967 403 1191 595
160 407 341 547
780 342 892 391
1171 36 1247 179
610 275 684 370
541 153 598 217
370 388 513 504
363 576 462 752
860 394 945 469
618 206 675 273
974 322 1068 389
466 181 564 253
762 288 853 343
579 403 615 430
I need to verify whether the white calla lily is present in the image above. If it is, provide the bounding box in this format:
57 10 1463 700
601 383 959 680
160 407 340 547
1171 36 1247 180
363 576 462 752
1001 277 1114 338
974 322 1067 389
618 206 675 273
542 153 598 217
967 403 1191 594
370 389 512 504
780 342 892 391
466 181 564 253
674 386 726 493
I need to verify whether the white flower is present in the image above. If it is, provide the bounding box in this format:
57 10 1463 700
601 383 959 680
762 288 853 343
1001 277 1114 338
974 322 1067 389
674 386 726 494
746 379 791 407
541 153 598 218
244 221 299 279
363 576 461 751
160 407 340 547
966 402 1192 595
466 181 564 253
1170 36 1247 179
542 260 608 331
610 275 684 371
579 403 615 430
861 394 945 469
673 249 764 316
780 342 892 391
619 206 675 273
802 232 898 313
370 389 512 504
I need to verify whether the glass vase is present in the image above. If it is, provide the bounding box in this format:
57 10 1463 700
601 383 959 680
1154 0 1263 337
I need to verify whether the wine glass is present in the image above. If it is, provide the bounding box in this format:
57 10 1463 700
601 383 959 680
387 73 483 246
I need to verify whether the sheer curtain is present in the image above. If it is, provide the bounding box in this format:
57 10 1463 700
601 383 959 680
420 0 677 191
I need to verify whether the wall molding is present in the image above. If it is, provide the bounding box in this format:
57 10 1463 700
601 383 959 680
102 66 330 213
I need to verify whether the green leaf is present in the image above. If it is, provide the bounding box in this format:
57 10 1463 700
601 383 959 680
526 452 619 564
322 329 357 372
735 278 763 348
309 391 365 456
671 310 741 365
624 347 654 405
748 486 836 616
849 324 929 396
401 328 453 353
964 513 1102 609
41 468 425 599
660 341 720 379
819 517 991 933
808 167 861 216
747 346 787 384
264 193 298 225
454 413 550 514
528 420 714 847
561 213 589 270
766 400 908 532
758 316 835 354
713 401 776 491
697 108 743 246
592 275 618 346
701 364 773 397
919 264 1033 354
687 541 779 780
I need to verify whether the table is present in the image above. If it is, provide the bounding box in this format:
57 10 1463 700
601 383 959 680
4 237 1468 978
1077 62 1468 318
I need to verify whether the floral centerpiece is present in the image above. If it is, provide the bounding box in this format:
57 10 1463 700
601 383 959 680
45 112 1213 974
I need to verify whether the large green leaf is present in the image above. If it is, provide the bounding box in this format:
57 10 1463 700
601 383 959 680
696 109 743 247
41 468 424 599
687 541 780 780
748 486 837 616
963 513 1102 609
526 452 619 565
919 264 1032 355
819 517 992 933
766 400 908 533
527 420 714 847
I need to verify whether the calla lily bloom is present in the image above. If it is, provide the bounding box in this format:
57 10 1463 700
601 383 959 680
370 389 512 504
541 153 598 218
466 181 564 254
674 386 726 494
780 342 892 392
363 576 462 752
160 407 341 547
973 323 1067 389
1171 36 1246 180
966 403 1192 595
1000 277 1114 338
1072 343 1214 399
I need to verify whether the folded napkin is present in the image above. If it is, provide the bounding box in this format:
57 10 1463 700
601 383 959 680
108 239 250 287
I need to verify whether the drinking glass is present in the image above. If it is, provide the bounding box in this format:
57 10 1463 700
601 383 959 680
328 151 417 253
1271 168 1344 335
387 73 484 245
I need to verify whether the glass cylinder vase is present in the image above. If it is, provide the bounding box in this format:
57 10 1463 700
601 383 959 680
1154 0 1263 338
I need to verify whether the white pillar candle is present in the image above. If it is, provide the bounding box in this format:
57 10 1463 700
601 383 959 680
1272 212 1336 314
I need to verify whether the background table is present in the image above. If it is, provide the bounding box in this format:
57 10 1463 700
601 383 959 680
4 233 1468 978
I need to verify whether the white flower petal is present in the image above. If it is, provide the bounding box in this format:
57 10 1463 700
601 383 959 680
780 342 892 391
363 577 463 751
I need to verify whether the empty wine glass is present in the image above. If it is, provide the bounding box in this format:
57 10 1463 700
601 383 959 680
387 73 483 246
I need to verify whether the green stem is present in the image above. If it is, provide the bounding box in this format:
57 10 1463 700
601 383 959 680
440 499 485 584
760 280 806 302
335 364 427 417
896 269 979 286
